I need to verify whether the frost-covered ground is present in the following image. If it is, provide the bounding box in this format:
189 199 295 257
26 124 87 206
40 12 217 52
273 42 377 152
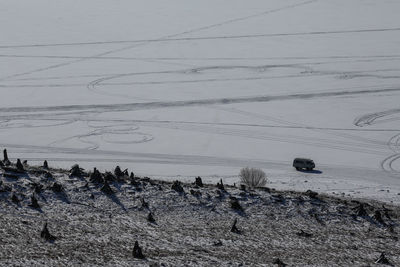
1 0 400 203
1 163 399 266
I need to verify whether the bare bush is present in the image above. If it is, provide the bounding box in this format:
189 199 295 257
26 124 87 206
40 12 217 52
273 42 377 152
239 167 267 188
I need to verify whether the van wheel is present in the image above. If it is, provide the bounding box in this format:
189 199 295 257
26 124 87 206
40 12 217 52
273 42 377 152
306 168 312 171
295 167 300 171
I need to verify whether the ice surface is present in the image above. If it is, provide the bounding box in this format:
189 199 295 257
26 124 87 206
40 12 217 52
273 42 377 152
1 0 400 203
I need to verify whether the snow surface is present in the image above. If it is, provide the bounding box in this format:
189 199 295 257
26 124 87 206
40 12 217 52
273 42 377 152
1 0 400 203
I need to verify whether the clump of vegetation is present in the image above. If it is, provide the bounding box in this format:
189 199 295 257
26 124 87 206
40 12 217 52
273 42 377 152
239 167 267 188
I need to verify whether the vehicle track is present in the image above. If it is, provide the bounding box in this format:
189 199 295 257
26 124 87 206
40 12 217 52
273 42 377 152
1 86 399 114
0 0 317 82
355 109 400 175
136 121 388 156
213 106 389 150
1 26 399 49
0 142 288 169
2 63 398 90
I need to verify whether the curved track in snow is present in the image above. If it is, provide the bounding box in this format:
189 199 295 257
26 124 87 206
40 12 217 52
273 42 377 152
355 109 400 175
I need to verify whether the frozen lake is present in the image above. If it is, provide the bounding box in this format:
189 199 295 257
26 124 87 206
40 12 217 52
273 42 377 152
1 0 400 202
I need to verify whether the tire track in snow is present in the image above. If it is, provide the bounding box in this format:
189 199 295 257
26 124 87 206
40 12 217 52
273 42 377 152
3 64 398 89
1 26 399 49
85 64 312 98
212 106 389 152
1 86 400 114
137 121 388 156
0 0 317 82
355 109 400 175
0 142 287 169
354 108 400 127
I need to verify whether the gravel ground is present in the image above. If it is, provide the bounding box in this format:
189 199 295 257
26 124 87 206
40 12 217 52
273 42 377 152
1 162 399 266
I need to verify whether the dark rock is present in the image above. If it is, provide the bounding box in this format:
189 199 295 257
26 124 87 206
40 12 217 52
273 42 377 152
132 241 145 259
50 182 63 193
171 181 184 193
296 230 313 238
230 197 243 211
104 172 116 182
3 149 8 161
114 166 123 177
213 240 223 246
141 198 149 209
215 189 225 199
373 210 386 225
142 177 151 183
387 224 396 234
43 160 49 169
16 159 24 171
239 192 247 197
11 193 20 204
382 205 393 220
32 183 43 194
123 169 129 176
194 176 203 187
131 178 141 187
43 171 53 179
30 183 43 194
296 196 305 204
230 218 241 234
375 252 391 265
273 258 287 267
29 195 40 209
147 212 155 223
70 164 84 177
41 222 56 242
89 168 103 183
305 190 318 199
240 184 246 191
217 179 225 191
190 189 202 197
83 182 90 191
3 149 10 165
130 172 135 179
100 181 114 195
353 203 368 217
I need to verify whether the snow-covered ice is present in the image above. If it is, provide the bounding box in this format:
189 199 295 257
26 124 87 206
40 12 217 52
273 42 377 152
1 0 400 203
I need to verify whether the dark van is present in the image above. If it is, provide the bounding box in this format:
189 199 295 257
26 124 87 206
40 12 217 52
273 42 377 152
293 158 315 171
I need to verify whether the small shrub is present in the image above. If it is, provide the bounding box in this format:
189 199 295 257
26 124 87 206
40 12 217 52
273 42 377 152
239 167 267 188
